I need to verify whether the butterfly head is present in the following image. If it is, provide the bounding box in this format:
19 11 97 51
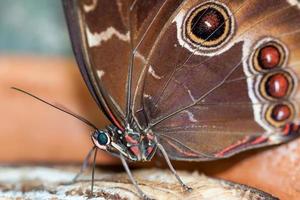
91 125 157 161
91 126 128 157
91 129 112 151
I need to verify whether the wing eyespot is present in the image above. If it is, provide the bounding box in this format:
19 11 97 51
252 41 287 72
265 103 295 128
248 38 298 130
184 2 233 49
259 71 294 100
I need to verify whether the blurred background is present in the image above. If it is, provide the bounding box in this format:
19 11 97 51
0 1 299 199
0 0 114 164
0 0 71 55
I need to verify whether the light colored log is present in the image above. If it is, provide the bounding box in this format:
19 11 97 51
0 166 278 200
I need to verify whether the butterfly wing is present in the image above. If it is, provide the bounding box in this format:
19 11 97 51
64 0 300 160
132 0 300 160
63 0 134 130
63 0 180 130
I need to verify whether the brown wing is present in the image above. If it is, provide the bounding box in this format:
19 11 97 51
128 0 184 127
63 0 182 129
63 0 133 130
132 0 300 160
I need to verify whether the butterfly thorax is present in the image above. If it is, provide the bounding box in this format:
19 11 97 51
107 125 157 161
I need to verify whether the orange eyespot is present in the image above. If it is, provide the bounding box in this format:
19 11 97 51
271 104 291 122
265 103 294 128
266 73 290 98
252 41 286 72
259 71 294 100
258 45 281 69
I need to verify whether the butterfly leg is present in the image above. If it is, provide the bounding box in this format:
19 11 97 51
86 147 98 198
156 143 193 192
72 146 96 182
120 154 153 200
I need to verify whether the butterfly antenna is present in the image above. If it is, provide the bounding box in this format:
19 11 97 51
11 87 98 130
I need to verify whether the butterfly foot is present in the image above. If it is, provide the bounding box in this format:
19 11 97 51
182 184 193 193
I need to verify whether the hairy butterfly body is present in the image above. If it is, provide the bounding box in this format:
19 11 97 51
62 0 300 198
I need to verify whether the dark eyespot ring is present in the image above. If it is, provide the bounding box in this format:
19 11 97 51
97 131 109 145
252 41 287 71
259 71 294 100
265 103 294 128
185 2 233 48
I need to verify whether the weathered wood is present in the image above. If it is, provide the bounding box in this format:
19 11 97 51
0 166 278 200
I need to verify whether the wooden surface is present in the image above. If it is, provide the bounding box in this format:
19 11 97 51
0 55 299 199
0 166 278 200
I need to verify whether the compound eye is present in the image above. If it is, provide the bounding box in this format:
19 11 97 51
92 130 111 149
97 131 110 145
185 2 233 48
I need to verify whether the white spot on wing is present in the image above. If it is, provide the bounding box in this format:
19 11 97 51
97 70 105 79
144 94 152 99
287 0 300 9
183 111 197 122
86 26 130 47
148 66 162 79
187 89 196 102
83 0 98 13
135 51 147 64
205 21 212 28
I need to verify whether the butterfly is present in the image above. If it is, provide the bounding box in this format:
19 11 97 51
61 0 300 199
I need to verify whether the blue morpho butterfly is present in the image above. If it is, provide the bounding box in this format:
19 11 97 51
13 0 300 199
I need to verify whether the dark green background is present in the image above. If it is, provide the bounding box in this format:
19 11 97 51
0 0 72 55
